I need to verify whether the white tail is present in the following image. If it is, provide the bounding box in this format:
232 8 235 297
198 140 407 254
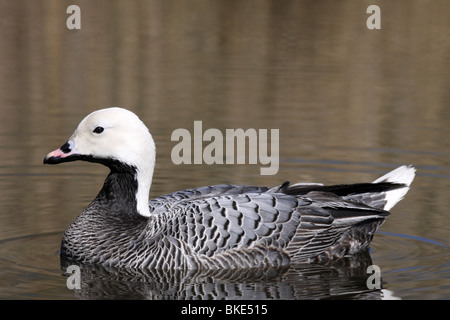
373 165 416 211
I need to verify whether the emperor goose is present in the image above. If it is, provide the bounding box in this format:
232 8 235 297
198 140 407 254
44 107 415 269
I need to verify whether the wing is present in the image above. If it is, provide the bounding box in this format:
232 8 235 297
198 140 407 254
148 184 270 214
285 191 390 263
165 192 308 256
147 185 390 267
146 184 304 268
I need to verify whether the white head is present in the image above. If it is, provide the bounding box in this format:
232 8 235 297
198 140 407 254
44 107 156 217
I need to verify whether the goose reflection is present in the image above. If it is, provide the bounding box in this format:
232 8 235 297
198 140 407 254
61 250 386 300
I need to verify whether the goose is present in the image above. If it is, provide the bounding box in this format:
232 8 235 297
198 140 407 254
44 107 415 269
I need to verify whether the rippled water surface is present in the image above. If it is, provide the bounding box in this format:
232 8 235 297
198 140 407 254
1 0 449 300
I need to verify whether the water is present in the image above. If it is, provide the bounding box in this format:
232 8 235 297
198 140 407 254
0 0 449 300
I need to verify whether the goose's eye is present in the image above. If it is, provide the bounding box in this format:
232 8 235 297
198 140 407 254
93 126 104 134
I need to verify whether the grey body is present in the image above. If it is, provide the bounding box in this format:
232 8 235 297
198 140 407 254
43 108 415 270
61 169 396 269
